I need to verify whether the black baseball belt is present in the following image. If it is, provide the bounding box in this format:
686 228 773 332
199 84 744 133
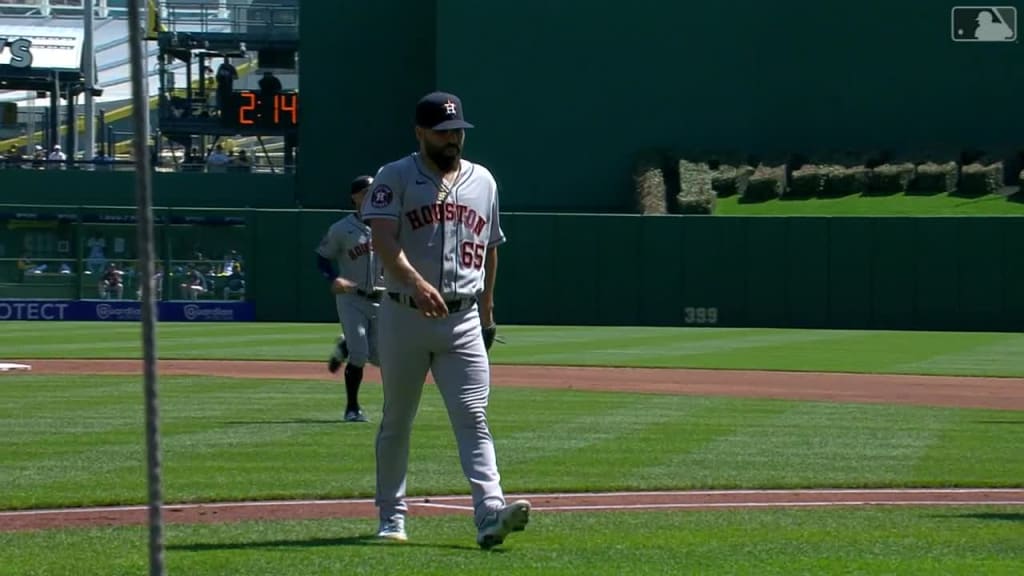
388 292 476 313
356 289 384 302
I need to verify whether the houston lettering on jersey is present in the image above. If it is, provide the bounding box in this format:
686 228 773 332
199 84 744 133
348 241 372 261
405 203 486 235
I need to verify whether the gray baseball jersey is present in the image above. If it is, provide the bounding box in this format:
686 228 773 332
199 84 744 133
316 214 384 293
360 153 505 299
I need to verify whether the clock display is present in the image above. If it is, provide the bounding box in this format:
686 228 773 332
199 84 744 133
223 90 298 129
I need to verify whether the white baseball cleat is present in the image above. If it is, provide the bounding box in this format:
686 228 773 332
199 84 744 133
377 518 407 542
477 500 531 549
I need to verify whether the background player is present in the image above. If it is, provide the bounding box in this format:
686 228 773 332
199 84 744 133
361 91 529 548
316 175 385 422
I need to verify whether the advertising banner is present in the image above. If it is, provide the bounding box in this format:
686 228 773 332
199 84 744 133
0 300 255 322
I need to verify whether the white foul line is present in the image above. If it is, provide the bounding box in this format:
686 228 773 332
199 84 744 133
530 500 1024 512
505 488 1024 498
414 502 474 511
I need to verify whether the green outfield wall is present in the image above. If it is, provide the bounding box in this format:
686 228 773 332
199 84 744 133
254 213 1023 331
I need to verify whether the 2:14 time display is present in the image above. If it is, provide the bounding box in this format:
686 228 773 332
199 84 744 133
232 91 298 127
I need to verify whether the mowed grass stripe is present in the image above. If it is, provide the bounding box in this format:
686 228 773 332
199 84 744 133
895 336 1024 377
646 403 956 488
0 322 325 338
156 377 375 503
0 376 358 507
913 412 1024 486
2 333 333 359
522 330 859 366
494 394 711 486
496 396 793 491
495 328 1011 373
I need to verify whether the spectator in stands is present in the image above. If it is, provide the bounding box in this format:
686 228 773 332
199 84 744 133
259 72 282 97
31 145 45 169
222 263 245 300
99 262 124 300
179 265 209 300
220 249 242 276
47 145 66 170
207 144 231 171
86 232 107 275
215 58 238 114
231 149 252 172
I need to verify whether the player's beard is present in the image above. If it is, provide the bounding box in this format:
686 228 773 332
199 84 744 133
425 141 461 173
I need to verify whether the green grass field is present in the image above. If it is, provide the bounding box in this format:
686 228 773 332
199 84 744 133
1 322 1021 574
715 191 1024 215
2 374 1021 510
2 508 1021 575
3 321 1024 376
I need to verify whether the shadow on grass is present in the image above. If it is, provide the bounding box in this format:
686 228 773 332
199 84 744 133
934 512 1024 523
973 420 1024 425
948 192 1021 207
168 534 484 553
220 419 342 426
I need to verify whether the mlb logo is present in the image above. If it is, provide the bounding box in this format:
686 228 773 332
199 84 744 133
951 6 1018 41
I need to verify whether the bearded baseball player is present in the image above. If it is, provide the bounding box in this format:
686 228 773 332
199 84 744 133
361 91 529 548
315 175 385 422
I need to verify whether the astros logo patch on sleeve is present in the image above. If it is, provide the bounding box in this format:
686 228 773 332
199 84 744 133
371 185 393 209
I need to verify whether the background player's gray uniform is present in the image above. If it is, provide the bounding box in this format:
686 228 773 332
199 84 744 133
362 153 507 528
316 214 384 367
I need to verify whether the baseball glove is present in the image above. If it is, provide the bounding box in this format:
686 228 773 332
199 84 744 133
482 324 498 351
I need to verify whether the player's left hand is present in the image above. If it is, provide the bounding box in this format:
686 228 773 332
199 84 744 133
482 324 498 351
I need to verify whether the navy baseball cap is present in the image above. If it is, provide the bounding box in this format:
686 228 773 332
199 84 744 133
350 175 373 195
415 91 474 130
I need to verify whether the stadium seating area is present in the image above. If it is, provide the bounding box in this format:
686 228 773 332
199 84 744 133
0 217 248 301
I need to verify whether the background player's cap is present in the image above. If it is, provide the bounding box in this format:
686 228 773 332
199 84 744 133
416 91 474 130
350 175 373 195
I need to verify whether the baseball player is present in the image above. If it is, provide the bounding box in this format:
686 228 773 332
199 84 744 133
315 175 385 423
361 91 530 549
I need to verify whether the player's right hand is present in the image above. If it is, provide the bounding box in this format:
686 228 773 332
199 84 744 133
413 280 448 318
